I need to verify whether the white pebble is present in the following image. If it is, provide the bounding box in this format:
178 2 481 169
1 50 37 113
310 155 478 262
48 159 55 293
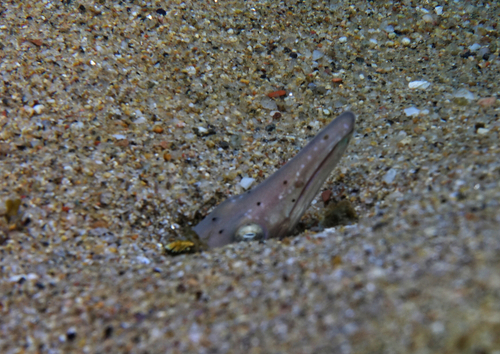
404 107 420 116
453 88 475 101
197 126 208 134
431 321 445 334
383 168 397 184
422 14 434 23
136 256 151 265
261 97 278 110
338 36 347 43
408 80 431 90
468 43 481 52
435 6 443 15
72 121 84 130
401 37 411 46
133 117 147 124
239 177 255 190
33 104 45 114
312 50 324 61
185 66 196 76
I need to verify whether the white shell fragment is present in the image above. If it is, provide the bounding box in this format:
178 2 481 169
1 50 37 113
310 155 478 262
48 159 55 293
453 88 475 101
261 97 278 110
312 50 324 61
383 169 397 184
404 107 420 116
239 177 255 190
408 80 431 90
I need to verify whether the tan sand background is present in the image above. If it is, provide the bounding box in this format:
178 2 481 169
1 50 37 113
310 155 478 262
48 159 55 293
1 1 499 353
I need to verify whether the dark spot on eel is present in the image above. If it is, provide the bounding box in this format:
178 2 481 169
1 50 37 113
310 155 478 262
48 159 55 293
283 180 288 185
257 202 261 206
219 230 224 234
323 134 329 140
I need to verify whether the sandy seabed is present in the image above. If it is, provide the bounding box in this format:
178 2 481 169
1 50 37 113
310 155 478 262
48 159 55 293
1 1 499 353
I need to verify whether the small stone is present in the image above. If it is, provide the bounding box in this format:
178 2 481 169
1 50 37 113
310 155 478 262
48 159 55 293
115 139 129 148
322 190 332 204
404 107 420 116
312 50 324 61
401 37 411 46
422 14 434 23
134 117 147 124
398 136 412 146
229 134 242 149
239 177 255 190
477 97 496 107
261 97 278 110
33 104 45 115
468 43 481 52
453 88 475 103
185 66 196 76
195 126 208 136
100 192 113 205
265 124 276 132
152 125 164 133
384 25 394 33
383 169 397 184
408 80 431 90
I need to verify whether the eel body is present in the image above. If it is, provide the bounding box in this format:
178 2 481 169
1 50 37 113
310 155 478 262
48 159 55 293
193 111 355 248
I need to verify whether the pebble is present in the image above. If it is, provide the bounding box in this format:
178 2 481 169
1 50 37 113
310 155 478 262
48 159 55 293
133 117 147 124
312 50 324 61
33 104 45 115
404 107 420 116
261 97 278 110
239 177 255 190
408 80 431 90
477 97 497 107
383 168 397 184
453 88 475 101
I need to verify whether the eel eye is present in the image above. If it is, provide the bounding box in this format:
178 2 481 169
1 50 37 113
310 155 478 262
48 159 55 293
234 223 265 243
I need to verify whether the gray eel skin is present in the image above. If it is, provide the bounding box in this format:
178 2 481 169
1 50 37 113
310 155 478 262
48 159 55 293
193 111 355 248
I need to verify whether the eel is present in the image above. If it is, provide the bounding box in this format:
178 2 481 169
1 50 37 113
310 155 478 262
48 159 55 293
193 111 356 248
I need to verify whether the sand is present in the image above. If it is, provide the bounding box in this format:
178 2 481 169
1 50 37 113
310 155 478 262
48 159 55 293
0 1 499 353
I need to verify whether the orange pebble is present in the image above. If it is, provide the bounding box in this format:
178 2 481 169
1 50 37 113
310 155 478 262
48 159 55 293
153 125 164 133
267 90 287 98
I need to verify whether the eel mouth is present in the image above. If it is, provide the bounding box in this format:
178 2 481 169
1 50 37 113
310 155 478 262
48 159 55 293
288 129 354 228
